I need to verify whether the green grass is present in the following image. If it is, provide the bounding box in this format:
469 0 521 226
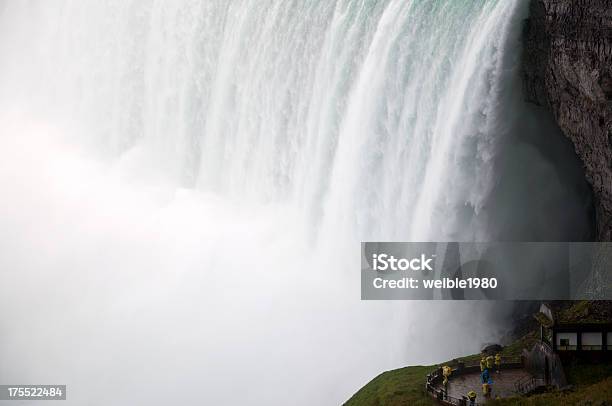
344 331 611 405
346 367 612 406
343 365 435 406
565 363 612 387
345 302 612 405
344 333 539 406
487 377 612 406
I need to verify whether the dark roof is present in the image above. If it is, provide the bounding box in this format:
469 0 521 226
555 301 612 325
533 301 612 327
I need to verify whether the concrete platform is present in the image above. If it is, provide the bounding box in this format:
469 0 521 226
438 369 533 401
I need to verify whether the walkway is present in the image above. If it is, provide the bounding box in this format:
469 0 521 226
441 369 533 400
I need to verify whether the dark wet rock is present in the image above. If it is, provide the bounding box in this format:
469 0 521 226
523 0 612 241
481 343 503 355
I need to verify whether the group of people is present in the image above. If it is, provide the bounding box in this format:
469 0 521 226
462 353 503 405
478 353 502 399
440 353 502 405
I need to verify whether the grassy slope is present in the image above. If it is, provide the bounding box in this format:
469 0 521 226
488 377 612 406
345 334 612 405
346 366 612 406
345 333 539 405
343 365 435 406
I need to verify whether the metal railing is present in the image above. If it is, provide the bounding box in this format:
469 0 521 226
425 382 481 406
581 345 603 350
461 356 522 369
425 357 523 406
514 374 546 394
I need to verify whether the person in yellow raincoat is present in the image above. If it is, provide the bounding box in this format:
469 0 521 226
480 357 486 372
442 365 452 387
495 353 502 373
482 382 490 397
486 355 494 370
467 390 477 406
481 367 493 398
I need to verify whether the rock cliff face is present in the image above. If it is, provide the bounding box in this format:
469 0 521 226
523 0 612 241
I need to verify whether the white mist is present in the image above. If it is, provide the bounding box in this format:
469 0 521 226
0 1 592 405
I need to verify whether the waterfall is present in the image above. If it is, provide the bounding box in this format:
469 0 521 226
0 1 592 405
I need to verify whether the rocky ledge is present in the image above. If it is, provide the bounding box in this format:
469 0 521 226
523 0 612 241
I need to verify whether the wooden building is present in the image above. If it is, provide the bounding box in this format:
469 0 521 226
536 303 612 363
